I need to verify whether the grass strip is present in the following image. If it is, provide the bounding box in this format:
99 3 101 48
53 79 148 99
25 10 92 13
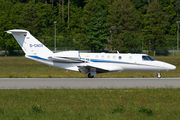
0 89 179 119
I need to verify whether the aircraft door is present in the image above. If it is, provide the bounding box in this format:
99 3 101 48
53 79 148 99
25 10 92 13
85 56 90 65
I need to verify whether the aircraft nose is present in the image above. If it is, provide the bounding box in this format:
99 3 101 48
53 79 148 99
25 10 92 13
165 63 176 71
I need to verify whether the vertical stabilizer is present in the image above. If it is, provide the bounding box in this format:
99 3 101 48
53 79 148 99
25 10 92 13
6 29 53 56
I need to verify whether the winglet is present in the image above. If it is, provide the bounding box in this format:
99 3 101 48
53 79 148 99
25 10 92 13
4 31 12 34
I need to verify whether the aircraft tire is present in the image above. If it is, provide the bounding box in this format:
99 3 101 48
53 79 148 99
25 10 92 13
157 73 161 78
88 73 94 78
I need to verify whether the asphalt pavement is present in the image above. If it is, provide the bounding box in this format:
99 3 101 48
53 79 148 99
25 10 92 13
0 78 179 89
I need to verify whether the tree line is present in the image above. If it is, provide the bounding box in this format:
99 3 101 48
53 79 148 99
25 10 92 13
0 0 180 55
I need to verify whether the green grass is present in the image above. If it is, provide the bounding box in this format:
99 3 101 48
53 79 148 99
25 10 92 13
0 56 179 78
0 57 180 119
0 89 180 119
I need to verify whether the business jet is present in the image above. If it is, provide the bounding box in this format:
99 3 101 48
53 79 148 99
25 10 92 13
6 29 176 78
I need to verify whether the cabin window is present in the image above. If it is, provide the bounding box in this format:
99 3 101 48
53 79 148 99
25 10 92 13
129 56 132 60
142 56 155 61
119 56 122 60
107 56 110 59
101 56 104 59
95 55 99 59
113 56 116 59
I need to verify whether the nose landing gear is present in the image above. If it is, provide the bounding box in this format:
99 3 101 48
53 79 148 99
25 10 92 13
157 73 161 78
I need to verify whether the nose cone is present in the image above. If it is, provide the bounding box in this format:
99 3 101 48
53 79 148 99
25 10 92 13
165 63 176 71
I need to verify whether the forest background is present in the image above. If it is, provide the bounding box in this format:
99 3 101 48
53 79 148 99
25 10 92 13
0 0 180 55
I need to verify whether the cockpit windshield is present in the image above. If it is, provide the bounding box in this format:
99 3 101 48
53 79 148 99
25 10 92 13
142 56 155 61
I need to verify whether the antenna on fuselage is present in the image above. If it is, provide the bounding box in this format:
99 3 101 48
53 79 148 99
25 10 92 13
117 51 119 54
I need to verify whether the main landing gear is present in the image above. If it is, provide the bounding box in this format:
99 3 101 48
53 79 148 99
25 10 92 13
157 73 161 78
88 73 94 78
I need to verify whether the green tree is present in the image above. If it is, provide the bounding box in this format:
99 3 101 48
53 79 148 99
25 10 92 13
108 0 142 52
86 8 109 51
0 0 21 56
68 4 83 31
19 2 56 37
159 0 176 19
175 0 180 20
75 0 111 51
130 0 149 14
55 2 84 50
143 1 168 54
158 0 176 36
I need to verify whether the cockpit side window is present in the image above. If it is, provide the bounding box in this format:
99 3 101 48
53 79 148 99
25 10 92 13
142 56 149 60
142 56 155 61
147 56 155 61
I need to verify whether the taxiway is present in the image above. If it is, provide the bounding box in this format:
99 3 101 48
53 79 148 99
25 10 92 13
0 78 179 89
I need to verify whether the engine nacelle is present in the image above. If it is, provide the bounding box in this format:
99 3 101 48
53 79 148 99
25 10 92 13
49 51 81 62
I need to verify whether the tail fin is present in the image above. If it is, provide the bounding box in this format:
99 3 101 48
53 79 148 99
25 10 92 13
6 29 53 55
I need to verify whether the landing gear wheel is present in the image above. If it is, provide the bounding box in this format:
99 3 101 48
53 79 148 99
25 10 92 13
157 73 161 78
88 73 94 78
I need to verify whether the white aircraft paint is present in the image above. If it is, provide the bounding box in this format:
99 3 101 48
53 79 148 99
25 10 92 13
6 29 176 78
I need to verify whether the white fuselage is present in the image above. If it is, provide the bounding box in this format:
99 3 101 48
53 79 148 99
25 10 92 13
80 53 176 72
26 52 176 74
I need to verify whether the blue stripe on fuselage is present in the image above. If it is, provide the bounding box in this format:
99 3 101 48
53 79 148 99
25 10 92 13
27 55 133 65
83 59 132 64
27 55 48 60
90 59 119 63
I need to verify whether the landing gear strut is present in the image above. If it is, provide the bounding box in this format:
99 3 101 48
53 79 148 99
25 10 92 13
88 73 94 78
157 73 161 78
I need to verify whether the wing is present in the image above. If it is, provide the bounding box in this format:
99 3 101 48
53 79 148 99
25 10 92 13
78 63 124 74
